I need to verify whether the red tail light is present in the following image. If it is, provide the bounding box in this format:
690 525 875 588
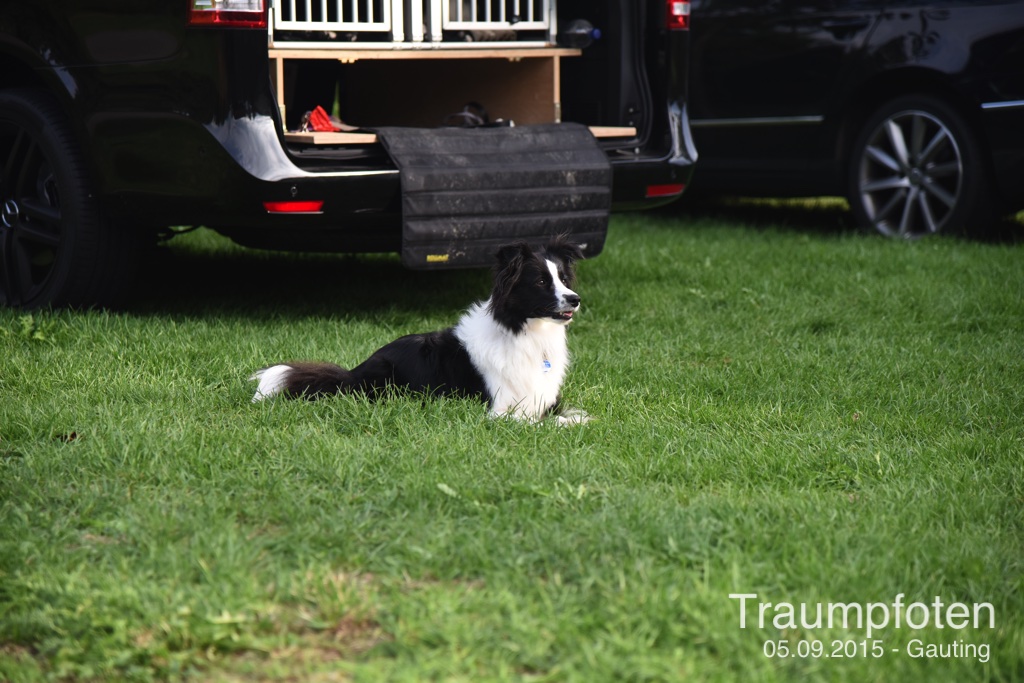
188 0 267 28
666 1 690 30
646 183 685 198
263 200 324 214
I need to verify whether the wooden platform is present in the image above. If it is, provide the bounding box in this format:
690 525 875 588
284 126 637 145
268 47 581 63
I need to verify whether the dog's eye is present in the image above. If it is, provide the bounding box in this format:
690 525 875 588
537 277 547 286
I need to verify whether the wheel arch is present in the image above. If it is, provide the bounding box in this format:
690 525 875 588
0 48 110 226
0 45 79 109
0 52 43 90
838 69 998 237
0 87 147 308
833 68 993 180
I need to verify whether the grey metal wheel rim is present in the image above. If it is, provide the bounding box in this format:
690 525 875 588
857 109 963 238
0 124 63 305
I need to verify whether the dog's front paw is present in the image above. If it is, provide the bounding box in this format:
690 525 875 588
556 408 591 426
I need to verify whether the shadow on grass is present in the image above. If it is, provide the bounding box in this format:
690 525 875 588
665 195 857 237
665 194 1024 244
128 242 493 320
126 199 1022 318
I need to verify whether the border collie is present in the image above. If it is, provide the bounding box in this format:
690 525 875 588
250 237 590 425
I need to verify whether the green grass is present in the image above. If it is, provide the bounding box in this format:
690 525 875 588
2 210 1023 681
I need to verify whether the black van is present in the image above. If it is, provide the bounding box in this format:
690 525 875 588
0 0 696 307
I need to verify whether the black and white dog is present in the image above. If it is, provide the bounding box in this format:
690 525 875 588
251 237 590 424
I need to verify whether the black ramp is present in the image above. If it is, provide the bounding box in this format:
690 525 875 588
373 123 611 269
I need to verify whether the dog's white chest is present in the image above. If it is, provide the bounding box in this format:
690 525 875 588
455 306 570 420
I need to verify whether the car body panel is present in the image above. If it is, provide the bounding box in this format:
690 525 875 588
687 0 1024 212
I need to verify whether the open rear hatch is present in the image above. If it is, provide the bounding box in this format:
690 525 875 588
266 0 685 263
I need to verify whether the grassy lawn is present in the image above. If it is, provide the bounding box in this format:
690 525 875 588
1 209 1022 681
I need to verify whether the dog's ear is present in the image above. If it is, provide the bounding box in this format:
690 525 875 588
495 241 532 270
492 242 532 302
545 236 584 265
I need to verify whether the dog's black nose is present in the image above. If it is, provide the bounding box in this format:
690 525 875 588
565 294 581 308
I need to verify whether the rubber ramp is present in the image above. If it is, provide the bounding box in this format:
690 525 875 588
373 123 611 269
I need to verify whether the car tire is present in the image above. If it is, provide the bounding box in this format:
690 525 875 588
848 94 991 238
0 87 143 308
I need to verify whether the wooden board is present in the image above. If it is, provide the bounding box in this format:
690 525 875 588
283 126 637 145
588 126 639 139
268 47 581 62
342 57 558 126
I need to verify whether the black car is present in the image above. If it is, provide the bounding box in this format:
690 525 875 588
0 0 696 308
686 0 1024 238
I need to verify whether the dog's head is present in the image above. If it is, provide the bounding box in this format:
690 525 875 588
489 237 584 333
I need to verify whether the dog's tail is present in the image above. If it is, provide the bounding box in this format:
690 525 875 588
250 362 354 402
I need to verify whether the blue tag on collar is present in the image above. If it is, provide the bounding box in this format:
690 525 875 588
542 359 552 373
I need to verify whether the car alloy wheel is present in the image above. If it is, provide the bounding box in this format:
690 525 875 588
0 132 64 305
850 95 988 238
0 88 143 308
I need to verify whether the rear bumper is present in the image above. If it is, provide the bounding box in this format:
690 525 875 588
95 110 694 250
610 154 694 210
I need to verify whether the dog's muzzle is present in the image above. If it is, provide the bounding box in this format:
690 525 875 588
553 293 581 322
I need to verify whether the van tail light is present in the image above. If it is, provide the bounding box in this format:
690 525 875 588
646 183 685 198
666 1 690 30
188 0 268 28
264 200 324 214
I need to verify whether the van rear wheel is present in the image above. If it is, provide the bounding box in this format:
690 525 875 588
0 88 143 308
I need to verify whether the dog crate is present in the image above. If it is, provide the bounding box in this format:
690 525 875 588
442 0 552 33
264 0 636 138
270 0 556 46
272 0 405 42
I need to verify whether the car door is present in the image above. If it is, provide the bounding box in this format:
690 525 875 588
689 0 883 191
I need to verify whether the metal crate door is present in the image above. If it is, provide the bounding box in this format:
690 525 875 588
440 0 553 35
273 0 404 40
